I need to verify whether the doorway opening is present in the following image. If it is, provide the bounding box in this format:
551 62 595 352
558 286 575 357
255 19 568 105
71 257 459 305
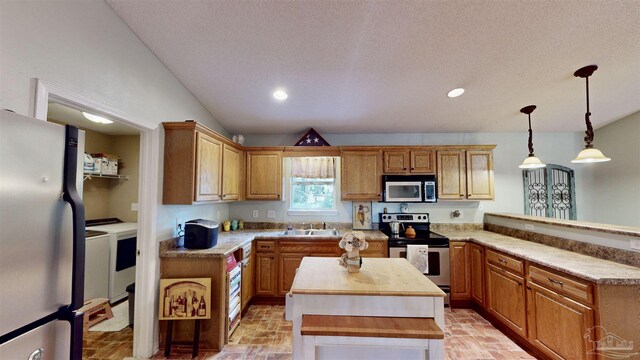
32 79 159 358
47 101 140 358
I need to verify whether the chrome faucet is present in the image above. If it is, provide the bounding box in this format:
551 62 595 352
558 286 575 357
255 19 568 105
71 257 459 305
322 222 327 230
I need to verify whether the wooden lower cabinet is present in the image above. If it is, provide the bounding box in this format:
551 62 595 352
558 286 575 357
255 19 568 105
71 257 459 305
160 257 227 350
279 253 305 295
255 239 388 299
486 263 527 338
527 282 595 360
255 253 277 296
241 253 254 310
469 243 484 305
450 241 471 300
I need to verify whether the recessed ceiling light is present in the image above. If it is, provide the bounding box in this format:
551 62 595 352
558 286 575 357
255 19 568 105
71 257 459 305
447 88 465 98
273 89 288 101
82 111 113 124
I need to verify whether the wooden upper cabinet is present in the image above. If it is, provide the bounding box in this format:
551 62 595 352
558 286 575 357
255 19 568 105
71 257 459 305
437 150 466 199
437 149 494 200
383 149 435 174
341 149 382 201
163 122 239 204
466 150 494 199
383 151 409 173
411 150 436 173
222 144 241 201
246 150 282 200
195 132 222 201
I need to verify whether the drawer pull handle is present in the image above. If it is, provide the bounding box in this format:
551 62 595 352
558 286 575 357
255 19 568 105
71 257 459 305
498 258 508 264
548 277 564 287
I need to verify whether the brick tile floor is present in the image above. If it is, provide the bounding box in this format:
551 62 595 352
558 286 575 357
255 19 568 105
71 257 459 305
80 305 536 359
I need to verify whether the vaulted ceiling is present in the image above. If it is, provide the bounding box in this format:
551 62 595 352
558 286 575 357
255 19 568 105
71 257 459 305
107 1 640 134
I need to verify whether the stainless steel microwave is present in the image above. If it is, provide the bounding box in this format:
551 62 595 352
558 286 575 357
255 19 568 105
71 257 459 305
382 175 437 203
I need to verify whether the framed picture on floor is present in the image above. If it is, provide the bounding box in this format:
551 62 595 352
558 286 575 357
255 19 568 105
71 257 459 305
352 201 372 229
159 278 211 320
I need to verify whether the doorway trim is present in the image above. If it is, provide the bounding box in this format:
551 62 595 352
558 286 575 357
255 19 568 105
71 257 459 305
32 79 159 358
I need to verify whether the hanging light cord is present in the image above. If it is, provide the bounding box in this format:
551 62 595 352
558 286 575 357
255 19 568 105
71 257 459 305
527 114 535 156
583 75 594 148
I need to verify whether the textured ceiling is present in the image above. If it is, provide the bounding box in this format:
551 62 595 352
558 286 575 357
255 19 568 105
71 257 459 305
107 1 640 134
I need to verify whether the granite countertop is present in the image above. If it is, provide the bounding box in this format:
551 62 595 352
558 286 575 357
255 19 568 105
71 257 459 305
160 229 388 259
291 257 445 297
486 213 640 238
437 229 640 285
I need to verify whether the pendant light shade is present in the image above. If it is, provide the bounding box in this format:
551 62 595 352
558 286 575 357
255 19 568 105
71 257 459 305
571 65 611 164
518 105 546 169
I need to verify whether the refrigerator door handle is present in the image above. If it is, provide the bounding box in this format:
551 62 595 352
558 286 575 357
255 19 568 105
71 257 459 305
62 125 85 312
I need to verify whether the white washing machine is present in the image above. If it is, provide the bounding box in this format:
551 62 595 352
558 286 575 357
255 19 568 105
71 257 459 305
86 222 138 303
85 230 110 300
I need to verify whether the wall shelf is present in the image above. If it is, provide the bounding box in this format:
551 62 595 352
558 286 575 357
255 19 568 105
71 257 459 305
83 173 128 182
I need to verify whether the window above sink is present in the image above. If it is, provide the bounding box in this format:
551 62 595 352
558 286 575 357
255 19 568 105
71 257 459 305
286 157 340 216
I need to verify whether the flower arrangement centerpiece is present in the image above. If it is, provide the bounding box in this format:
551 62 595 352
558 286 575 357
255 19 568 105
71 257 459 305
338 231 368 273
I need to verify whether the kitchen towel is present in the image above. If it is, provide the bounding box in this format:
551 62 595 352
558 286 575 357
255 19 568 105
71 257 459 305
407 244 429 273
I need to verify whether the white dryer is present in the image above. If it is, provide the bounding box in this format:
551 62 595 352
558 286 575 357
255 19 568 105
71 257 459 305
86 221 137 303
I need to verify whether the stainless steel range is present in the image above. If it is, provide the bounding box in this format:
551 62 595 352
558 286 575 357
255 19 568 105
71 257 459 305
379 213 451 305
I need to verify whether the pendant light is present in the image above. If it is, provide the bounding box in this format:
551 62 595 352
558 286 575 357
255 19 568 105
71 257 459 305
518 105 546 169
571 65 611 163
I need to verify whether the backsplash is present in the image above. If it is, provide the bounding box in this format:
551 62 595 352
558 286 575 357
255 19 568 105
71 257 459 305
485 223 640 268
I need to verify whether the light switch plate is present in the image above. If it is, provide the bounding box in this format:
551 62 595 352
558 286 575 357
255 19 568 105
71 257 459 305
631 240 640 251
131 203 138 211
267 210 276 218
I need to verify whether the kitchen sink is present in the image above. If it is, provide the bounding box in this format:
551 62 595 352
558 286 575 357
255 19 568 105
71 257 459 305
278 229 340 236
279 229 308 236
307 229 339 236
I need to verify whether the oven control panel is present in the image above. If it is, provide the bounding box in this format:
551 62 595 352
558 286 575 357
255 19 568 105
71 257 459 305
379 213 430 223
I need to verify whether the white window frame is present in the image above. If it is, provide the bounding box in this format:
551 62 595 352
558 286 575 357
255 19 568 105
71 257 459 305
285 157 340 216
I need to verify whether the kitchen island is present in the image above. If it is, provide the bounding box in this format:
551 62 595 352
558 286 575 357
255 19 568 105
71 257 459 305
288 257 446 359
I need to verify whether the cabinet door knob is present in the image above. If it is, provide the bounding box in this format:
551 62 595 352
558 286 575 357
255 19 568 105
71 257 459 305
411 167 415 170
460 194 464 197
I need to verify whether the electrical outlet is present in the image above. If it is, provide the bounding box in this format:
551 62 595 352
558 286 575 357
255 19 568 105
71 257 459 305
267 210 276 219
252 210 259 218
131 203 138 211
631 240 640 251
525 223 535 231
176 218 183 237
216 210 221 219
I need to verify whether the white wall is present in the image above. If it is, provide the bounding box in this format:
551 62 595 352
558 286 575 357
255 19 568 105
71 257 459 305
580 111 640 226
229 131 588 225
0 0 229 240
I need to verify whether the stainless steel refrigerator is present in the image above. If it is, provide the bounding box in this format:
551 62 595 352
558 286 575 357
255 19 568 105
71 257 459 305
0 110 85 359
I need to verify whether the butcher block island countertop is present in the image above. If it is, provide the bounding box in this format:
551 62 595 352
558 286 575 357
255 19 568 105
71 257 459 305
291 257 445 297
288 257 446 359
